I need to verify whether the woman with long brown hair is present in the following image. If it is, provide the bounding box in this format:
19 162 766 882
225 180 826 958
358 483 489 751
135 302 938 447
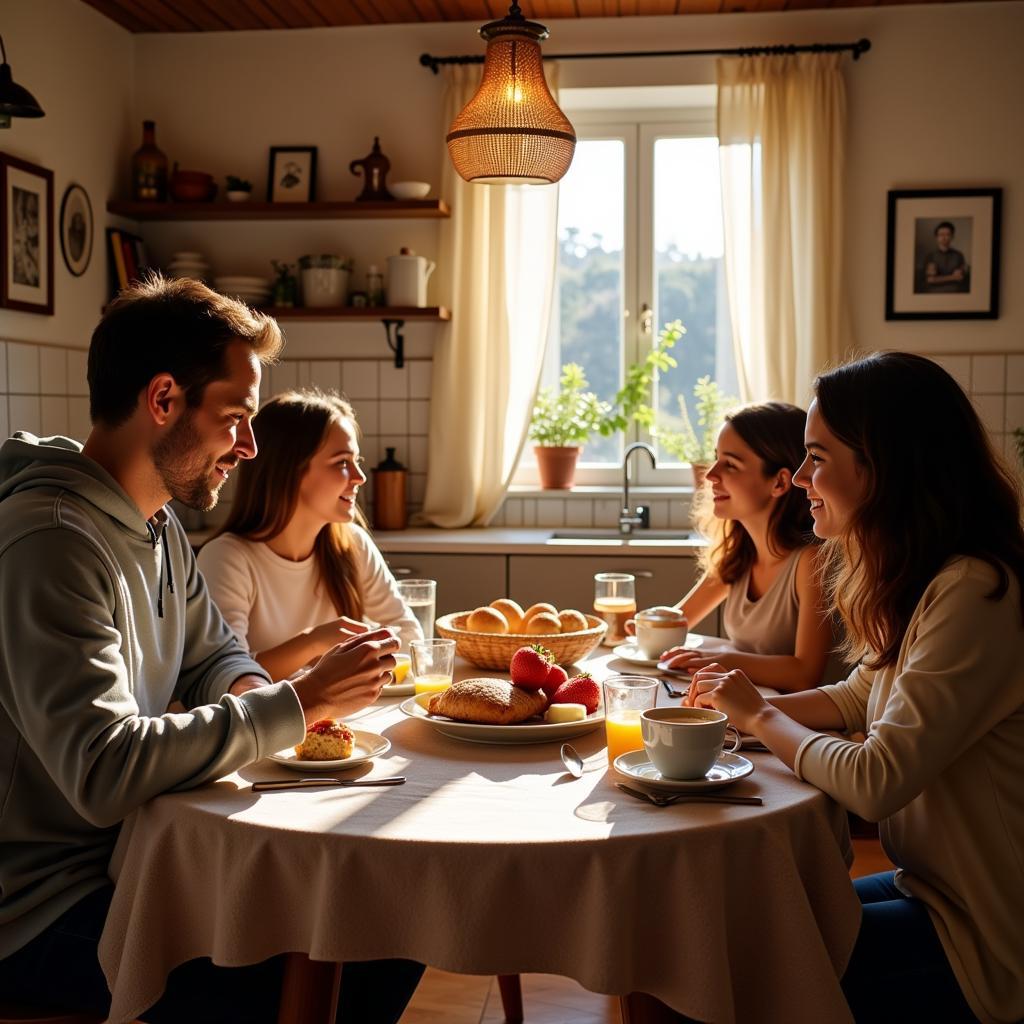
687 352 1024 1022
658 401 838 690
198 389 420 681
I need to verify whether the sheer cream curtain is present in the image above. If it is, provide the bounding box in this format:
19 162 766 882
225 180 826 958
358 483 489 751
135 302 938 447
717 53 850 405
419 65 561 527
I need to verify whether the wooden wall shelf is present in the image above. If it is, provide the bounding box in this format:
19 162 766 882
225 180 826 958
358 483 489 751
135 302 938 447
106 199 450 221
267 306 449 322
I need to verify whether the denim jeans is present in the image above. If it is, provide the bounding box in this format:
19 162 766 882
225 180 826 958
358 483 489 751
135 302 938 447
0 885 424 1023
841 871 978 1023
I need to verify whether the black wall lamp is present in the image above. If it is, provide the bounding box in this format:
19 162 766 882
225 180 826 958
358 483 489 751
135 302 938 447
0 34 45 129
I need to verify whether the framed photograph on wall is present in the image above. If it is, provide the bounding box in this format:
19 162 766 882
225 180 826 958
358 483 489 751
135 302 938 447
59 182 93 277
0 152 54 315
267 146 317 202
885 188 1002 320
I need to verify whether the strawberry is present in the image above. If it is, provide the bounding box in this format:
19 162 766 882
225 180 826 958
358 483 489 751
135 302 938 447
542 663 568 699
551 672 601 715
509 644 554 689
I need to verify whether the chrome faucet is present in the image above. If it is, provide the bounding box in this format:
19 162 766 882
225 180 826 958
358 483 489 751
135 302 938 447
619 442 656 534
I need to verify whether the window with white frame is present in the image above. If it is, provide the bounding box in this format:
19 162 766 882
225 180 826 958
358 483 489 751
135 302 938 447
519 87 738 486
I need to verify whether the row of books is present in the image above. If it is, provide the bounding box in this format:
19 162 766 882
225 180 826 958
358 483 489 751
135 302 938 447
106 228 151 297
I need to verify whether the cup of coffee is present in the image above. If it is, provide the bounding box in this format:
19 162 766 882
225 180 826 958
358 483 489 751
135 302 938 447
640 707 741 780
629 606 688 660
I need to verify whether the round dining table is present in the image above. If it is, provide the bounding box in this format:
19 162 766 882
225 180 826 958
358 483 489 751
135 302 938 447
98 650 861 1024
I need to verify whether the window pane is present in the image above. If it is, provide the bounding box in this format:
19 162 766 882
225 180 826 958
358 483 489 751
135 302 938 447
553 139 624 465
652 137 736 460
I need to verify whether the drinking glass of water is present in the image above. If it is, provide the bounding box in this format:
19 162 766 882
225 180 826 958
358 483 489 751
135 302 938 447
398 578 436 640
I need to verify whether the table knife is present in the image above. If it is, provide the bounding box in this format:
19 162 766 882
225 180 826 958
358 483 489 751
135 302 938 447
615 782 762 806
252 776 406 792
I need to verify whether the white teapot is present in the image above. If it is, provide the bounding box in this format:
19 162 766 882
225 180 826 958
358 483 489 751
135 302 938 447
386 248 436 308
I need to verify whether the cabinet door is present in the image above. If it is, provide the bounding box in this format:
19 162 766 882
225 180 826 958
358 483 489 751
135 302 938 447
508 554 723 636
384 553 507 616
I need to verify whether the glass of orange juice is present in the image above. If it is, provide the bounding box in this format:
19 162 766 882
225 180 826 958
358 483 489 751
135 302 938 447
411 638 456 695
603 675 659 765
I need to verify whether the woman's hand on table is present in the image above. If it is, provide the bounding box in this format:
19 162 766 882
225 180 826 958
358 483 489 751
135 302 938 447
685 663 771 735
292 628 399 724
662 648 737 673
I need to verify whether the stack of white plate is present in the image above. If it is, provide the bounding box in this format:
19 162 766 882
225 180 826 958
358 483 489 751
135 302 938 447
213 275 272 307
166 251 210 281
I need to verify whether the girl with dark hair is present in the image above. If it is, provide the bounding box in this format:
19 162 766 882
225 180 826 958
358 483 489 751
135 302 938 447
658 401 839 691
687 352 1024 1023
198 389 420 681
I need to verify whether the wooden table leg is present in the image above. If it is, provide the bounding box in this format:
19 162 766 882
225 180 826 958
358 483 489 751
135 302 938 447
619 991 692 1024
277 953 340 1024
496 974 524 1022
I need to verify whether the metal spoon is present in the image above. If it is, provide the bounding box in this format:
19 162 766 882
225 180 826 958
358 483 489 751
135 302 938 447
560 743 584 778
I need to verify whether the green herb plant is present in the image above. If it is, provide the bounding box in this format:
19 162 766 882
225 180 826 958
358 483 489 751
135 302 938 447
528 363 611 447
656 376 737 466
225 175 253 192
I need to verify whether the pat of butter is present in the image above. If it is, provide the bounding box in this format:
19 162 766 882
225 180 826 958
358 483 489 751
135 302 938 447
544 703 586 723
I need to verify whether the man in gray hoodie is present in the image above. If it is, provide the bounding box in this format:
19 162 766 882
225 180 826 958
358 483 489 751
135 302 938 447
0 278 422 1021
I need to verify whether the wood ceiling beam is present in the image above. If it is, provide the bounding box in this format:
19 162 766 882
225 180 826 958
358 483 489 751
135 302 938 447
80 0 153 32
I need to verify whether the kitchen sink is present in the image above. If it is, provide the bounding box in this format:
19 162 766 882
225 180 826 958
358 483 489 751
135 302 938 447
546 528 695 544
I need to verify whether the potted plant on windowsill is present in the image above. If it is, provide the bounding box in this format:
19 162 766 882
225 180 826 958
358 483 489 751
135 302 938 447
655 375 737 489
528 363 610 489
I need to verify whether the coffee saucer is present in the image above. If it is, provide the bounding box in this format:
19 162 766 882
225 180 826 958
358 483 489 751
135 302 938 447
611 642 662 667
613 749 754 792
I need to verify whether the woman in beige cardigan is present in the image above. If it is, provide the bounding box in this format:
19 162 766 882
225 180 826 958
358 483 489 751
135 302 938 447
687 352 1024 1024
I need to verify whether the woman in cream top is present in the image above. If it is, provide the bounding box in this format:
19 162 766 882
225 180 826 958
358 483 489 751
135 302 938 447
688 353 1024 1023
198 390 421 681
660 402 838 691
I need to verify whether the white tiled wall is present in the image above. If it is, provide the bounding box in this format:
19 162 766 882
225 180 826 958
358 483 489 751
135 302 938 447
1 340 1021 530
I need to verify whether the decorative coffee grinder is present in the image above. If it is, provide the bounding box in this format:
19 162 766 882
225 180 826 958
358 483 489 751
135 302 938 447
349 137 394 201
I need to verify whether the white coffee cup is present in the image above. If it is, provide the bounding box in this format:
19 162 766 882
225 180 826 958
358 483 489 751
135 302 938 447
629 606 688 660
640 707 741 780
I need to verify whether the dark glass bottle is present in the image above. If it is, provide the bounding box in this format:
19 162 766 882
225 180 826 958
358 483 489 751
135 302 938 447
373 448 408 531
131 120 168 202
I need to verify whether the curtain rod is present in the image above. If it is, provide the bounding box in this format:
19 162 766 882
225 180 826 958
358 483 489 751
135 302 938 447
419 38 870 74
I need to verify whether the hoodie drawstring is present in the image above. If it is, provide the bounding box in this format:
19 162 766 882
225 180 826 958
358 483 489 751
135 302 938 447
154 528 174 619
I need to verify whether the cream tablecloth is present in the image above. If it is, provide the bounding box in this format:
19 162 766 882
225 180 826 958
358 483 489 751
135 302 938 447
99 654 860 1024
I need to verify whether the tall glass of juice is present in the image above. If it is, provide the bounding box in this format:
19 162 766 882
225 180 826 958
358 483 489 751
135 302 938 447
594 572 636 646
603 675 659 765
411 638 456 695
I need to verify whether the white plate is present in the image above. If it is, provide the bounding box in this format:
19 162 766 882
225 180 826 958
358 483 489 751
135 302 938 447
379 654 413 696
400 693 605 745
269 729 390 772
612 642 663 666
613 748 754 792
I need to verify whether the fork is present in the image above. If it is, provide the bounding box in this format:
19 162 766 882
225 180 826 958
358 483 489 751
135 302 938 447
615 782 762 807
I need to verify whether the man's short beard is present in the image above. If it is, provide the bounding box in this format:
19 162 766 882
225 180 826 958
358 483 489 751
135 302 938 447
153 410 223 512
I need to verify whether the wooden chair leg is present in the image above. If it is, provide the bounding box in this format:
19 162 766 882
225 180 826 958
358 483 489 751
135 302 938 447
276 953 340 1024
496 973 524 1023
619 992 690 1024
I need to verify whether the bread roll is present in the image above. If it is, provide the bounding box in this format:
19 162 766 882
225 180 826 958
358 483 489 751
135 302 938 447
467 606 509 634
490 598 525 633
525 611 562 635
558 609 589 633
522 602 558 626
428 678 548 724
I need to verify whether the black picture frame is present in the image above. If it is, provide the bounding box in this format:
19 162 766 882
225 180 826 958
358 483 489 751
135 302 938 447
59 182 93 277
885 188 1002 320
0 151 54 316
267 146 318 203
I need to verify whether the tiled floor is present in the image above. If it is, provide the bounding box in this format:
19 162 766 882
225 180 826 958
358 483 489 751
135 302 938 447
399 837 891 1023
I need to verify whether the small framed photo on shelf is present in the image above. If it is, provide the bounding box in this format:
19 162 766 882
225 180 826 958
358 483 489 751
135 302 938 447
0 152 54 315
885 188 1002 320
267 146 317 203
59 183 94 277
106 227 150 299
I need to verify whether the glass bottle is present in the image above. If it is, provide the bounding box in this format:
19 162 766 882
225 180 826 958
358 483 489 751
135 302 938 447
131 120 168 202
366 264 384 307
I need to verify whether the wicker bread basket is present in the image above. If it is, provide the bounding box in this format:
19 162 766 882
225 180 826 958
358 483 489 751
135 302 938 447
435 611 608 671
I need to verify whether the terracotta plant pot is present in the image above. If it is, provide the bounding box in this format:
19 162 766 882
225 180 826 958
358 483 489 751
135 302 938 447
534 445 580 490
691 463 710 490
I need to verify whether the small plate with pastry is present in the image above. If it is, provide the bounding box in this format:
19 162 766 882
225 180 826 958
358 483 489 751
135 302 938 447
399 677 605 745
270 719 391 771
380 653 414 697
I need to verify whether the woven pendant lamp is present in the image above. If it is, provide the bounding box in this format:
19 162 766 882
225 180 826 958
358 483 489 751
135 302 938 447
446 3 575 185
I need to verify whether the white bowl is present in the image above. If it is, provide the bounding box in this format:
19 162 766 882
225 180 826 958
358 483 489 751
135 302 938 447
226 190 252 202
390 181 430 200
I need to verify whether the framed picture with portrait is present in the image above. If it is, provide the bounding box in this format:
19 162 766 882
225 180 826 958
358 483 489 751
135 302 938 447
59 183 93 277
885 188 1002 320
0 152 54 315
267 145 317 203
